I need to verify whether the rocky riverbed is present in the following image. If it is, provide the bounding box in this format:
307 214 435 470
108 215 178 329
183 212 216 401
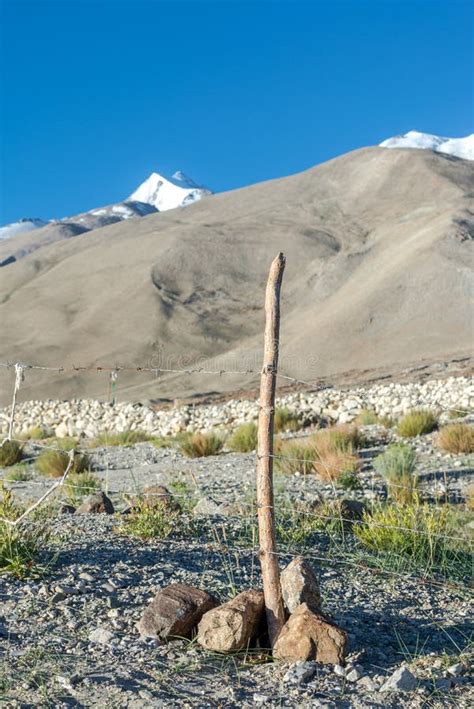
1 376 473 440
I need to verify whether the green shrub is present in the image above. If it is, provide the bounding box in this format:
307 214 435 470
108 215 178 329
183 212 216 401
18 427 49 441
64 471 101 502
274 407 301 433
338 468 362 491
354 503 469 581
274 439 317 475
5 465 32 482
227 423 258 452
179 432 223 458
0 487 46 578
91 430 153 447
355 409 379 425
118 503 179 539
373 443 417 504
436 424 474 454
0 441 23 467
36 449 89 478
397 409 438 437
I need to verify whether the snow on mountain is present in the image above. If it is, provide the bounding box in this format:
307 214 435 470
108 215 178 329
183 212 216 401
128 170 211 211
0 218 49 241
380 131 474 161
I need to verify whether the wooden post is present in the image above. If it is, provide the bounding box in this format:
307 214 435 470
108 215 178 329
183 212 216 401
256 252 286 648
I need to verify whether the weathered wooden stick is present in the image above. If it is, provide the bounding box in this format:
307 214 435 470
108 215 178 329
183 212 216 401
256 252 286 648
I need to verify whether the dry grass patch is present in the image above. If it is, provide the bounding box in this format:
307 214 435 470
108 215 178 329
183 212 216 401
436 423 474 454
0 441 23 467
179 432 224 458
276 425 363 481
36 449 90 478
397 409 438 437
227 422 258 453
91 430 153 447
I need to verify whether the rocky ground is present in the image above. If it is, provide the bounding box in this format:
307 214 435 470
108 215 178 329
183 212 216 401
0 378 473 707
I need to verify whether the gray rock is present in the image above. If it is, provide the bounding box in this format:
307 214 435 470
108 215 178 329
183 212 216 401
280 556 321 614
137 583 217 639
88 627 115 645
283 661 317 685
346 667 363 682
379 666 418 692
75 492 114 514
447 662 464 676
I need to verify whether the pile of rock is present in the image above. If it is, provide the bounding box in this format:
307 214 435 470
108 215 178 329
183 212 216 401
136 556 347 665
0 376 471 439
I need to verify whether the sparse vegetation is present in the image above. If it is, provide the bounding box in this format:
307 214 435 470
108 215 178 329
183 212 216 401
354 503 471 582
0 486 45 578
274 407 301 432
397 409 438 437
355 409 394 428
18 427 50 441
91 429 153 447
118 502 180 540
436 423 474 454
373 443 418 504
64 471 101 503
0 440 23 467
275 425 363 481
4 464 32 482
179 432 224 458
227 422 258 452
36 449 90 478
337 468 362 491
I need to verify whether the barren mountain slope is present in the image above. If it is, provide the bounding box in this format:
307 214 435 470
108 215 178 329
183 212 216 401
0 146 472 404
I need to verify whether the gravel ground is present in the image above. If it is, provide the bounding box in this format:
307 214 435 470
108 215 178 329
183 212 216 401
1 426 473 707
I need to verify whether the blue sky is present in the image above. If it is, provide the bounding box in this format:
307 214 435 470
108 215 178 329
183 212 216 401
0 0 472 223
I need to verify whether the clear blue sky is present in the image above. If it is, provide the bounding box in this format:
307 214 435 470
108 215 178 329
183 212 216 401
1 0 472 223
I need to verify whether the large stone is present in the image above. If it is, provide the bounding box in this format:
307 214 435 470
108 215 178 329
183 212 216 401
280 556 321 614
197 589 264 652
75 492 114 514
137 583 217 639
130 485 179 512
273 603 347 665
379 666 418 692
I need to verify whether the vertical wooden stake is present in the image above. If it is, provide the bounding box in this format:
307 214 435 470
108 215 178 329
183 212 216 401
256 252 286 648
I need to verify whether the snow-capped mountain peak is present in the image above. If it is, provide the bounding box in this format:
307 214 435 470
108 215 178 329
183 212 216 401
128 171 211 211
380 130 474 160
0 217 50 241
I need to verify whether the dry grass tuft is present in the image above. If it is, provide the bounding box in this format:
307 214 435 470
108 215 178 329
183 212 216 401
397 409 438 437
436 423 474 454
227 423 258 452
179 432 224 458
0 441 23 467
36 449 90 478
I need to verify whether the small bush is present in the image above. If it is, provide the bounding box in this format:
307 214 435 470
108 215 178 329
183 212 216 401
355 409 394 428
0 487 45 578
314 449 360 482
0 441 23 467
436 424 474 454
274 407 301 433
64 471 101 502
355 409 379 425
274 439 317 475
18 427 49 441
118 503 179 539
179 432 223 458
338 468 362 491
54 437 79 451
448 408 469 419
312 425 365 453
354 503 469 581
227 423 258 452
397 409 438 437
373 443 417 504
91 430 153 447
36 449 89 478
5 465 32 482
